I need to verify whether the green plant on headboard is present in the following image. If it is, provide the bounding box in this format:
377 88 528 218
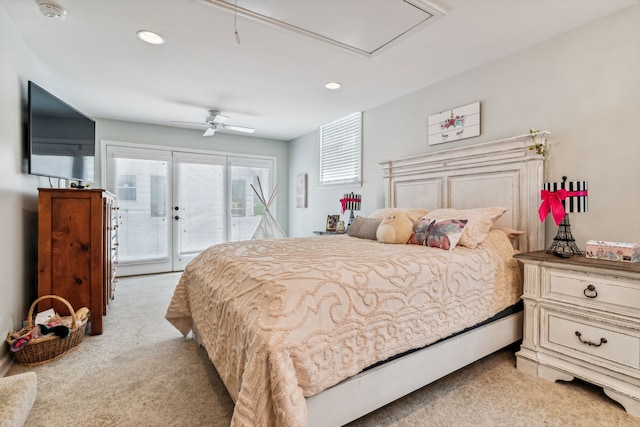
527 128 547 158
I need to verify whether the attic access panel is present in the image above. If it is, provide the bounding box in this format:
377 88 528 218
201 0 446 56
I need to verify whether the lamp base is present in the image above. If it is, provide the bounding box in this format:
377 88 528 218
546 214 583 257
346 210 355 232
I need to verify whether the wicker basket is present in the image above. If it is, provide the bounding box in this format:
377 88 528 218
6 295 88 366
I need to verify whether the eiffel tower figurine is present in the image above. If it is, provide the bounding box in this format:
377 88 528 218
546 213 583 256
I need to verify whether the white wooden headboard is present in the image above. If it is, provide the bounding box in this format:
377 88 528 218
380 133 546 252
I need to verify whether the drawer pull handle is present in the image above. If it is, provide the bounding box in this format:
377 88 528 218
583 284 598 299
575 331 607 347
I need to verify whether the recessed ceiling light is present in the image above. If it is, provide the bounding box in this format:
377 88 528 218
137 30 165 45
325 82 342 90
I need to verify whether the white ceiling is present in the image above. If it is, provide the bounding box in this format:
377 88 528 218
1 0 637 141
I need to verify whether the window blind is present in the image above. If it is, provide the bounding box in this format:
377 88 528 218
319 112 362 185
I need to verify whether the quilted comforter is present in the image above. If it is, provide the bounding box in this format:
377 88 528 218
165 230 521 426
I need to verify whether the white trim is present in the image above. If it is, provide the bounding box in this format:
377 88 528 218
195 0 446 57
99 139 277 187
101 139 278 275
0 353 13 377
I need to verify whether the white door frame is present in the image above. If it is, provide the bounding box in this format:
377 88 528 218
101 140 277 276
172 151 228 271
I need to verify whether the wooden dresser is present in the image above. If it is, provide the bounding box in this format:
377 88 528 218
37 188 118 335
515 250 640 417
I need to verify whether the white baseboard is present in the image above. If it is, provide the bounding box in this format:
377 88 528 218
0 353 14 377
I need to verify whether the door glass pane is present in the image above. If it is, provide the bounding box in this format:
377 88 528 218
230 164 270 241
114 157 170 264
178 161 226 254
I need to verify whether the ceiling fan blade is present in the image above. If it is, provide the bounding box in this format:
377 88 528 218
222 124 255 134
212 114 229 124
171 120 208 125
203 127 216 136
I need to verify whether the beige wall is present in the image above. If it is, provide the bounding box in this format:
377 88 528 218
289 4 640 250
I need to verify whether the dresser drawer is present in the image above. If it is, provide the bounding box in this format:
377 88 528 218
541 307 640 370
544 269 640 313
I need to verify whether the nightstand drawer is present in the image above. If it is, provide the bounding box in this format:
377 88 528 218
542 308 640 370
545 269 640 313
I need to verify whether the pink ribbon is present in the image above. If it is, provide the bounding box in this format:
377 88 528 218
538 189 588 225
340 197 360 214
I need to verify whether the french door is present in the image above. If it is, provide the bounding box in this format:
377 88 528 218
105 144 274 276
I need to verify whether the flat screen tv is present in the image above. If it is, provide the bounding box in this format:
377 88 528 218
28 81 95 183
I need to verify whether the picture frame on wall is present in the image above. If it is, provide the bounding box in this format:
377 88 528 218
428 101 480 145
326 215 340 232
296 173 307 208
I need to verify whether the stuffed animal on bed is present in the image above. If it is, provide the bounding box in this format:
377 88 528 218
376 210 419 244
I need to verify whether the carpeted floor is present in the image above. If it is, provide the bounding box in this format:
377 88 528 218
7 273 640 426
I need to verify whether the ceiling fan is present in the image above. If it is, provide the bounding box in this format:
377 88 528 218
173 110 255 136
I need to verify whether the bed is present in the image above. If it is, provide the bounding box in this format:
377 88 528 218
166 133 546 426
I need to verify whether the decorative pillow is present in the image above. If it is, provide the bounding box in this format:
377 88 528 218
426 219 468 250
369 208 429 220
347 216 381 240
421 207 507 249
409 218 467 250
408 216 431 245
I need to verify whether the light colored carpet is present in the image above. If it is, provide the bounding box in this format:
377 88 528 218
7 273 640 427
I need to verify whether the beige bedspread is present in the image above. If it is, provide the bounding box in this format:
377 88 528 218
165 230 521 426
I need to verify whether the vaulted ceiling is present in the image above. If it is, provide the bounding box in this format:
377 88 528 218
1 0 636 140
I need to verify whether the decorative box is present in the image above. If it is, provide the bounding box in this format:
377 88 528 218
585 240 640 263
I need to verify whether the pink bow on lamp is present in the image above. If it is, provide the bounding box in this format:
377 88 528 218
339 197 359 214
538 189 588 225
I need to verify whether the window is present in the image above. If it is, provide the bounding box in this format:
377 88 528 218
150 175 167 217
117 174 136 201
319 112 362 185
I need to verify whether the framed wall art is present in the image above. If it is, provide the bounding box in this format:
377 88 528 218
428 101 480 145
296 173 307 208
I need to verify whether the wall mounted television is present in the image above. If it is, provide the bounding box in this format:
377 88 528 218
28 81 96 183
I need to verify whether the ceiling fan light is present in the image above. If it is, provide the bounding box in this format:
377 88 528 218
137 30 165 45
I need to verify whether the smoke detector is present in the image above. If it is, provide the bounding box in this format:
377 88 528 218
38 1 67 20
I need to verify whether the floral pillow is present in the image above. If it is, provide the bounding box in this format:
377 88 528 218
421 207 507 249
409 218 468 250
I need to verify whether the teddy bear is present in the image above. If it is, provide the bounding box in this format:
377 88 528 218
376 210 419 244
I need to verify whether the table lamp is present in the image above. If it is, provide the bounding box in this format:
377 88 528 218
340 192 361 231
538 176 588 256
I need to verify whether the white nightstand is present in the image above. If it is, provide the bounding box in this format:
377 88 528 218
514 251 640 417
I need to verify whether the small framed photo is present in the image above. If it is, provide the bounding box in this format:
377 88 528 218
326 215 340 232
